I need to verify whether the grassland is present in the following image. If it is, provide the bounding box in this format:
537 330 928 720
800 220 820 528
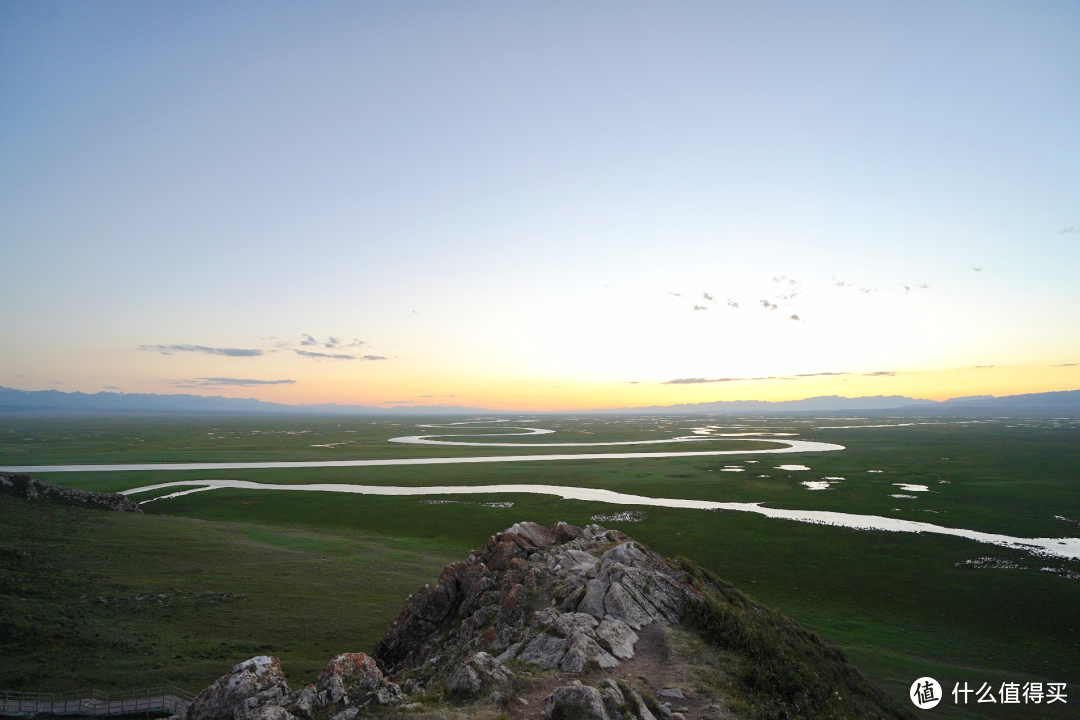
2 414 1079 719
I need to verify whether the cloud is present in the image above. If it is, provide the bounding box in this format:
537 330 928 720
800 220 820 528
863 371 895 376
832 278 854 288
300 334 318 346
858 288 874 295
328 337 366 349
789 314 801 321
199 377 296 386
103 385 120 390
975 365 995 369
726 299 739 310
973 267 982 272
1059 226 1077 234
140 344 264 357
419 394 457 398
794 372 849 377
295 350 386 361
773 275 798 286
693 304 709 311
701 292 715 302
170 377 297 387
619 381 640 385
902 283 930 293
384 399 413 404
668 292 683 298
1055 363 1076 367
662 377 743 385
759 300 778 311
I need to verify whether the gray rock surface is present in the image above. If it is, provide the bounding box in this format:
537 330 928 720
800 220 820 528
186 656 288 720
544 685 610 720
372 521 701 687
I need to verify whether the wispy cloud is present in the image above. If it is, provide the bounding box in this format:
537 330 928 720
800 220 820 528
858 287 874 295
759 300 778 311
295 350 386 361
383 399 413 404
103 385 120 390
619 381 640 385
300 334 318 346
419 394 457 398
1059 226 1077 234
324 336 366 349
170 377 297 387
140 344 264 357
975 365 995 369
1054 363 1076 367
726 299 740 310
973 267 982 272
794 372 849 377
863 371 895 376
789 314 802 321
662 377 743 385
701 292 715 302
668 292 683 298
832 278 854 288
693 304 709 311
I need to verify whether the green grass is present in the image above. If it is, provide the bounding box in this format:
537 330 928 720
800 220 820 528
0 493 457 693
2 414 1079 719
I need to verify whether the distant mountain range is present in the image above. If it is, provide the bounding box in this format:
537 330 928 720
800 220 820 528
1 385 1078 415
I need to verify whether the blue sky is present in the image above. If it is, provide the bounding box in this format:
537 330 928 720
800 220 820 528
2 1 1078 409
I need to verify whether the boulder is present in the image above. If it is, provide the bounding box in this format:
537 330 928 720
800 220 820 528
544 685 610 720
186 656 288 720
314 653 383 703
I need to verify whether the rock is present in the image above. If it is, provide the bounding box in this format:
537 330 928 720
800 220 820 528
372 521 698 686
0 473 140 512
595 618 638 659
627 688 658 720
517 632 568 668
467 651 513 683
329 710 358 720
402 678 425 696
507 521 556 548
238 708 295 720
657 688 685 700
315 653 383 703
518 697 530 706
670 714 685 720
489 691 505 705
544 685 610 720
597 680 625 716
186 656 288 720
560 632 618 672
402 703 422 711
374 684 402 705
657 702 672 718
446 664 481 694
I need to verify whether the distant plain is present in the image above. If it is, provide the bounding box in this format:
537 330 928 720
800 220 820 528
2 414 1079 720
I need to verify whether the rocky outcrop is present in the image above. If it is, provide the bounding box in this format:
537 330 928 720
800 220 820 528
0 472 140 512
372 521 701 688
186 653 402 720
186 656 289 720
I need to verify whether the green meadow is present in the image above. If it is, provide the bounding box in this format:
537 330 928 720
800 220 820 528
2 414 1079 720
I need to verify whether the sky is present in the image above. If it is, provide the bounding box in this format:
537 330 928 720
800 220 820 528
1 1 1078 411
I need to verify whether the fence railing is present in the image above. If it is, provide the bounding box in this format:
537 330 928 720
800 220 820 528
0 686 195 717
